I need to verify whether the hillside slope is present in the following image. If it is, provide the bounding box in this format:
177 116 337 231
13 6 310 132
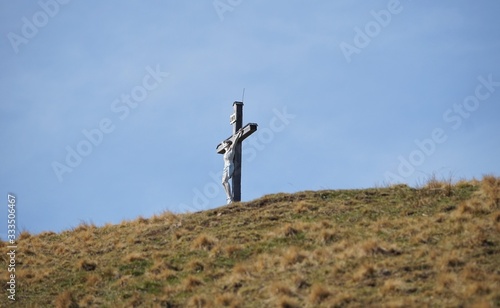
2 177 500 307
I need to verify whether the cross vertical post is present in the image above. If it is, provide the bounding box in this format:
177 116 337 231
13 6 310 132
232 101 243 202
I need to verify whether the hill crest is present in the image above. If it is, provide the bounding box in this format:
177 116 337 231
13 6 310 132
1 177 500 307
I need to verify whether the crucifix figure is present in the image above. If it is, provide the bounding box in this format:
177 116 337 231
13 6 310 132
221 129 242 203
216 101 258 204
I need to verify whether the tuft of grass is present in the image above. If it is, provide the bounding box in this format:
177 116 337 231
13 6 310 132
308 284 331 305
317 229 337 245
276 296 301 308
182 275 204 291
281 246 307 267
186 259 205 273
214 293 242 307
78 259 97 271
78 294 101 307
224 244 243 257
353 263 377 282
192 234 218 251
281 224 301 237
18 230 32 240
268 281 295 297
55 290 78 308
122 252 146 262
481 175 500 208
381 279 415 295
187 294 211 307
293 200 315 214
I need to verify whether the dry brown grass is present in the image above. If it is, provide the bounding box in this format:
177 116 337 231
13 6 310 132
481 175 500 207
192 234 218 251
77 259 97 271
78 294 101 307
2 176 500 307
187 294 211 307
214 293 242 307
54 290 78 308
122 252 145 262
308 284 331 305
182 275 204 291
280 246 308 267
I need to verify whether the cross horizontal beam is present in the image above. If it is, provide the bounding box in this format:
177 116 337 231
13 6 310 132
216 123 258 154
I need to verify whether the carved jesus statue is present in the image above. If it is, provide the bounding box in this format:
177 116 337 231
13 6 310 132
222 129 243 204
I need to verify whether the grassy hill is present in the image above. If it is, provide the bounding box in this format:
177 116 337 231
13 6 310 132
2 176 500 307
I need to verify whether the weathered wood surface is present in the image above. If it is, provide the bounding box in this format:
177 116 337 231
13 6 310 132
216 123 258 154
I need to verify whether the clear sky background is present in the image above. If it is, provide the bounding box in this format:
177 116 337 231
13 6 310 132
1 0 499 237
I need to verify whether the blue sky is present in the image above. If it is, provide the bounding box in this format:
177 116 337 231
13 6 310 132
1 0 499 237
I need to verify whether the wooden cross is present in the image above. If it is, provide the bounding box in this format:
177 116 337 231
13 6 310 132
216 101 258 202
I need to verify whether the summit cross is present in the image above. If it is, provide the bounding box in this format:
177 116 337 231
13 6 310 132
216 101 258 203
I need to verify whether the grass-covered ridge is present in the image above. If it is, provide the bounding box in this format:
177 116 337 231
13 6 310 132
2 176 500 307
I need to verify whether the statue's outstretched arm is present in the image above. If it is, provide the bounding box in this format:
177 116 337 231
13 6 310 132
235 128 243 142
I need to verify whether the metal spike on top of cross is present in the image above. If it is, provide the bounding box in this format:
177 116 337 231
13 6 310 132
216 101 258 203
